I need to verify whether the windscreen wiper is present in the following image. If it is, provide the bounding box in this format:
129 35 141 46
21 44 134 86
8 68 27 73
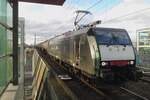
106 39 113 47
119 43 127 47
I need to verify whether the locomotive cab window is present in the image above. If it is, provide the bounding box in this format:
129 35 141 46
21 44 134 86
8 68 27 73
94 29 132 46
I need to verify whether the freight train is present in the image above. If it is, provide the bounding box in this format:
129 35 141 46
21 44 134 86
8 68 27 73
38 22 142 83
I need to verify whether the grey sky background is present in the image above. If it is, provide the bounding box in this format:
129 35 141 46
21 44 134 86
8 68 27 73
19 0 150 44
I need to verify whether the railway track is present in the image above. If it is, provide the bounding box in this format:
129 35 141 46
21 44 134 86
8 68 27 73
81 78 149 100
120 87 149 100
140 74 150 83
72 73 149 100
38 49 149 100
140 78 150 83
38 49 107 100
80 79 112 100
143 73 150 77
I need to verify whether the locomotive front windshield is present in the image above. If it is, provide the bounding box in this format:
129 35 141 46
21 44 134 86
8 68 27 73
94 29 132 45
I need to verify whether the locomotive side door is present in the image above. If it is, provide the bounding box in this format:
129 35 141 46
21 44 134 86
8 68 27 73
74 37 80 66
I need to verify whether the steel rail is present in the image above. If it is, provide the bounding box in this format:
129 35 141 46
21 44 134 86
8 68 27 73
137 67 150 70
140 78 150 83
143 72 150 74
143 74 150 77
140 73 150 83
120 87 149 100
80 79 112 100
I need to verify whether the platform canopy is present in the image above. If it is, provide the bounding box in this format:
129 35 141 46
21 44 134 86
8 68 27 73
19 0 65 5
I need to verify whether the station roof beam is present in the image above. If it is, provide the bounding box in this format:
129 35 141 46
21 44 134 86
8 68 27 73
18 0 65 5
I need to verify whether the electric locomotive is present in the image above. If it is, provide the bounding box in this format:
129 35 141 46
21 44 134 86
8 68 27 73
39 21 142 83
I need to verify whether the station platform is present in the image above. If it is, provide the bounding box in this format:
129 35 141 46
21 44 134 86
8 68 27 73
0 49 33 100
0 83 18 100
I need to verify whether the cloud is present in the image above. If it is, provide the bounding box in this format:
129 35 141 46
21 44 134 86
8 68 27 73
94 0 150 42
24 19 74 44
19 1 150 44
19 2 77 44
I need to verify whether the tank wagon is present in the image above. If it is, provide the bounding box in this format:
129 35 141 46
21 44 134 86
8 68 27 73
39 26 142 83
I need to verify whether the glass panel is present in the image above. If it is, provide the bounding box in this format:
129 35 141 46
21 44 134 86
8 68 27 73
0 0 12 95
0 0 7 24
94 29 131 45
139 32 150 46
0 58 7 93
139 48 150 68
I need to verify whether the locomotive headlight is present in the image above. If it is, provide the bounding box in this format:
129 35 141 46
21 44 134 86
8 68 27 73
101 62 108 66
130 61 134 65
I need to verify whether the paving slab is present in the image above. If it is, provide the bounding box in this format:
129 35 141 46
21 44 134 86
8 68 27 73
0 84 18 100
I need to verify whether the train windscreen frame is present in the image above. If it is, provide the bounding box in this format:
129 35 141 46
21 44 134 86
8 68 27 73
94 28 132 46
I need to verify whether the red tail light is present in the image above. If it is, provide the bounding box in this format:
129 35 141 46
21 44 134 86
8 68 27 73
110 61 128 66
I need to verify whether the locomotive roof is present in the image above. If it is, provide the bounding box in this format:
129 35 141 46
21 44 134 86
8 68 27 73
70 27 126 35
93 27 126 31
48 27 127 41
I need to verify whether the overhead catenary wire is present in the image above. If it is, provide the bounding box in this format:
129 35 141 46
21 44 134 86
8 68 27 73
85 1 150 25
103 7 150 24
86 0 103 11
74 0 80 9
64 0 75 10
75 0 103 26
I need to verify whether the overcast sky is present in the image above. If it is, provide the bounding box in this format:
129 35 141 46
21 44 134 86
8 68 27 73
19 0 150 44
